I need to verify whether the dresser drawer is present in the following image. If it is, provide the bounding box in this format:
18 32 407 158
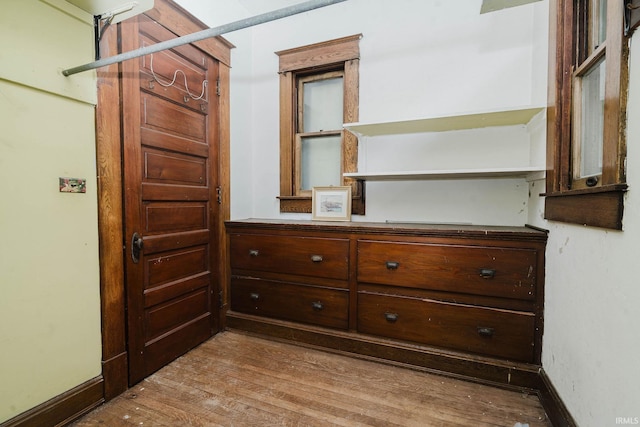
230 234 349 280
357 292 534 362
357 240 537 300
231 277 349 330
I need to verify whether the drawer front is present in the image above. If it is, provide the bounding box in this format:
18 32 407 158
231 277 349 330
357 292 534 362
357 240 537 300
231 234 349 280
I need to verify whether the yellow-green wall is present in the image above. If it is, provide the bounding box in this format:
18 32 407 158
0 0 101 422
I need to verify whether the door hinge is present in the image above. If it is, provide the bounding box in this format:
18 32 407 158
216 78 221 97
216 186 222 204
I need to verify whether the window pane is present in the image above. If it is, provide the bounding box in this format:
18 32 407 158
588 0 607 53
591 0 607 47
303 77 343 133
301 135 341 190
578 58 606 178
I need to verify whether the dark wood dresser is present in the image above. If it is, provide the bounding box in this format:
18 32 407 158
225 219 547 389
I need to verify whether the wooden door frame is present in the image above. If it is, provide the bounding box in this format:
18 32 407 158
96 0 233 399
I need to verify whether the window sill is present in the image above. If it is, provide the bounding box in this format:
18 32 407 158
542 184 628 230
279 195 365 215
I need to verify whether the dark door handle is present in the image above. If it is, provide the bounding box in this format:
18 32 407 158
131 232 143 264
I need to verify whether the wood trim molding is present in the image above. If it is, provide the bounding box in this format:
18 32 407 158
279 71 295 201
343 58 364 215
278 35 362 214
101 352 128 400
144 0 235 66
536 369 578 427
278 194 365 215
546 0 629 229
0 377 104 427
544 186 627 230
276 34 362 73
217 62 232 330
96 17 128 401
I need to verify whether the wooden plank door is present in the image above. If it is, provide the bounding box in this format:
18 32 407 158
121 13 221 385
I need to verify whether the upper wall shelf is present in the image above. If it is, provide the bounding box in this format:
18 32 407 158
344 166 546 181
344 106 545 137
342 106 546 182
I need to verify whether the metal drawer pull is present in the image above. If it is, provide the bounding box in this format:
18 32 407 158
477 327 495 337
311 301 324 311
249 292 260 301
249 249 259 257
310 255 323 263
384 312 399 323
479 268 496 279
385 261 400 270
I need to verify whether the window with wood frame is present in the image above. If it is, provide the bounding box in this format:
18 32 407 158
276 34 364 214
545 0 629 229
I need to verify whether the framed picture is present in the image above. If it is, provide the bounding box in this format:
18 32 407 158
312 186 352 221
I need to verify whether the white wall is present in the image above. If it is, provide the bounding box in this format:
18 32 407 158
0 0 101 422
174 0 255 219
172 1 640 425
527 33 640 426
200 0 548 224
173 0 543 224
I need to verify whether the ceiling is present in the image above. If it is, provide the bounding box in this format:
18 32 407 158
236 0 317 15
237 0 544 16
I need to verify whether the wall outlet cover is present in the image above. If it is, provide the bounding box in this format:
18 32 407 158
59 177 86 193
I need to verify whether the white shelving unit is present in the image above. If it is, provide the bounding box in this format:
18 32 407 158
344 166 545 181
343 106 546 182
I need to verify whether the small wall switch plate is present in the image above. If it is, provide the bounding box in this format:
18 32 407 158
59 177 86 193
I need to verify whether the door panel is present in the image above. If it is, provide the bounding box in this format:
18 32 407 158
142 94 207 140
122 12 220 385
145 203 207 233
143 315 211 376
140 128 209 157
145 289 210 341
144 246 209 289
145 273 209 308
143 149 208 185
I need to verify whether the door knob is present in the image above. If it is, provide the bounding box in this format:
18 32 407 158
131 232 143 264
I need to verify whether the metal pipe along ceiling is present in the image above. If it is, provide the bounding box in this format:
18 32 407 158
62 0 348 76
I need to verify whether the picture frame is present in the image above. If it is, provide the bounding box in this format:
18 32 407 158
311 186 352 221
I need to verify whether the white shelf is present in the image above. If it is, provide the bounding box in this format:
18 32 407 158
343 106 546 182
344 166 546 182
344 106 545 137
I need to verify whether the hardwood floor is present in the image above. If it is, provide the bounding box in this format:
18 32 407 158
72 332 550 426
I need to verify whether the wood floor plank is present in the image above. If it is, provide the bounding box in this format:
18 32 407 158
177 334 544 425
71 332 550 426
169 352 461 426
